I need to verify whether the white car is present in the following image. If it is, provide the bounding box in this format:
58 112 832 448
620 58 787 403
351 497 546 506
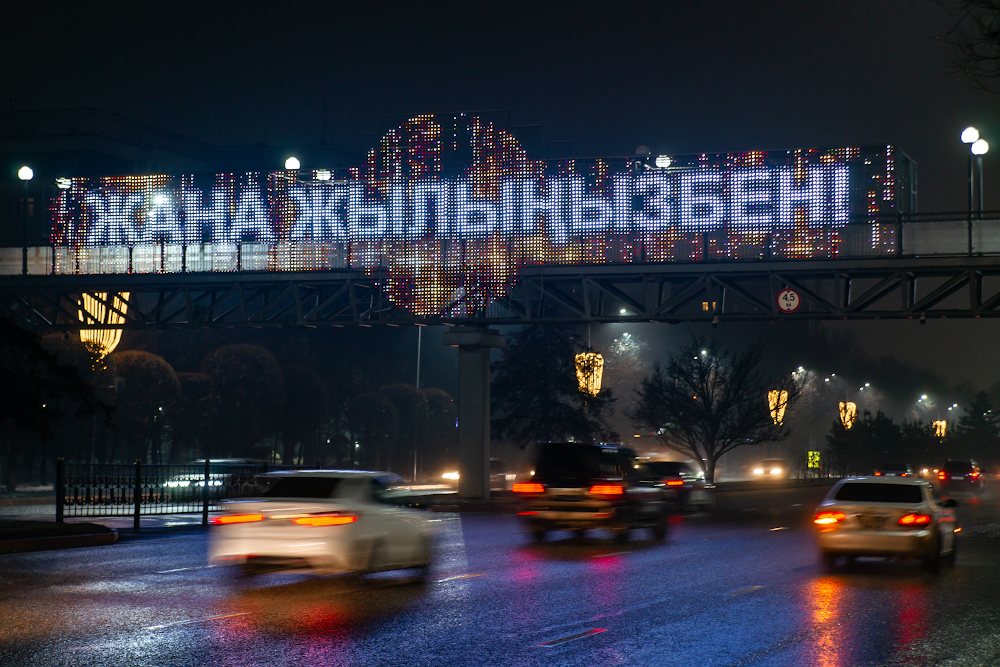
813 476 959 573
209 470 433 577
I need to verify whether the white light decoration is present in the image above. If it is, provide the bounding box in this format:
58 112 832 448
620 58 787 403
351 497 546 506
655 155 672 168
55 177 72 190
768 390 789 425
972 139 989 156
18 166 33 181
962 127 980 144
575 352 604 397
932 420 946 438
47 115 908 316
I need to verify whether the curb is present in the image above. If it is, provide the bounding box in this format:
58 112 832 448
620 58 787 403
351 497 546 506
0 530 118 555
0 497 55 507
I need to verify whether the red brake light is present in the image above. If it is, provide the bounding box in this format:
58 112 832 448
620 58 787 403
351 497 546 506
513 483 544 494
293 514 357 526
938 471 946 480
971 472 980 479
813 511 846 525
211 513 264 525
589 484 624 495
874 472 882 476
898 514 932 526
665 480 684 486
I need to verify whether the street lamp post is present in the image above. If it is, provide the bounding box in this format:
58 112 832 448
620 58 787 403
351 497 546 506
972 139 989 219
17 166 33 276
962 128 979 254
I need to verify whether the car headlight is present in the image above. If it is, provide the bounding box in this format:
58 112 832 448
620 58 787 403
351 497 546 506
753 468 764 474
442 472 459 480
771 468 782 475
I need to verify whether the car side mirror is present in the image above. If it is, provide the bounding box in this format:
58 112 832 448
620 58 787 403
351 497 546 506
941 498 959 508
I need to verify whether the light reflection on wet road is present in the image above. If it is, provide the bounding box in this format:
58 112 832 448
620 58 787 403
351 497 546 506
2 484 1000 666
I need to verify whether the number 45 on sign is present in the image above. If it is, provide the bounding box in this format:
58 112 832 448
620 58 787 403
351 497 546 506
777 288 801 313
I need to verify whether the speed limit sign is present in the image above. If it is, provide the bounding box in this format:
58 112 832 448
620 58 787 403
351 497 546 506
776 288 801 313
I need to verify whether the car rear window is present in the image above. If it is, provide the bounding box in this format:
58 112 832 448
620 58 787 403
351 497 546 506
648 462 689 476
943 461 972 473
535 444 621 479
879 463 907 470
263 476 341 498
834 483 923 504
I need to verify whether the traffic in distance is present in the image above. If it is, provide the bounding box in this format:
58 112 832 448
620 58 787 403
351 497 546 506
204 445 986 580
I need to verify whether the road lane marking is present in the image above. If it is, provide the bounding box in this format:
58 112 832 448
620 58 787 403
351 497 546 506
155 565 218 574
539 628 607 646
146 612 249 630
741 508 759 511
727 586 766 596
704 537 724 541
435 573 486 582
790 503 802 507
769 527 788 531
591 552 628 558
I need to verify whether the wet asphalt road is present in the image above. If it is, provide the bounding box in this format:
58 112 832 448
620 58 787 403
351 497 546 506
2 483 1000 667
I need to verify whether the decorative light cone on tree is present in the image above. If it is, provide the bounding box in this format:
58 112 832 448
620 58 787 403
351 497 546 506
768 390 789 425
575 351 604 397
839 401 857 429
79 292 129 358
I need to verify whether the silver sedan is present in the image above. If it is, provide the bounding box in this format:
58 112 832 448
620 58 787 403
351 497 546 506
813 476 959 573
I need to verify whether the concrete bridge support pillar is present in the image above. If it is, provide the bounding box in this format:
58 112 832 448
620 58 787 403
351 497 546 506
442 327 505 501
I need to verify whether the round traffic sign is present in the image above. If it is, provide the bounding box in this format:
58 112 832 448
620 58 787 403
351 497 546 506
776 288 801 313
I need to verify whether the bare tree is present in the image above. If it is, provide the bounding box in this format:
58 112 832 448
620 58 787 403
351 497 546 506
931 0 1000 93
630 336 801 483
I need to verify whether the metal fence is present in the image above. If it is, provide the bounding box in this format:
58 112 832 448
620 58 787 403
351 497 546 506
56 459 303 529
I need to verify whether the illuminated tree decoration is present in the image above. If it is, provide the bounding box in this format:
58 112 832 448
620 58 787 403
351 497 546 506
839 401 857 429
932 420 947 438
575 352 605 397
79 292 129 358
768 389 789 425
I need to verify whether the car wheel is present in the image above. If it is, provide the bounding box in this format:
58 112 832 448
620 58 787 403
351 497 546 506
652 512 669 541
532 529 548 543
924 535 943 574
821 551 838 572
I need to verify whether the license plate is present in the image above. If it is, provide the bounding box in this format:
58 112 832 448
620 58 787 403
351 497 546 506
951 476 965 480
858 515 885 530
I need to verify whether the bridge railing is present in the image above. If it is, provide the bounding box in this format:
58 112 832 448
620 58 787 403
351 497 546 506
55 459 306 530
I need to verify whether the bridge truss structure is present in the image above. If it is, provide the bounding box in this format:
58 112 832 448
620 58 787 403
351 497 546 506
4 254 1000 330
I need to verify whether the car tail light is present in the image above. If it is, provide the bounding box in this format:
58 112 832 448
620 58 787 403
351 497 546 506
874 472 882 476
211 513 264 525
512 483 544 494
665 480 684 486
516 511 538 516
293 513 357 526
898 514 932 526
589 484 624 495
813 511 846 525
938 471 946 480
971 472 981 479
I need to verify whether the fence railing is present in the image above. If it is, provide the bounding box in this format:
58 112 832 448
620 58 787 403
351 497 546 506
55 458 303 530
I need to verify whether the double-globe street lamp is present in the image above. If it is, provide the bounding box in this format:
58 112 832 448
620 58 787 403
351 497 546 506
961 128 989 254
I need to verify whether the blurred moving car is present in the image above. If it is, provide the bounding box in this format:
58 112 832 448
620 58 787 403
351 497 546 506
874 462 915 477
209 470 432 576
646 461 715 511
752 458 789 480
513 442 668 543
166 458 268 489
938 460 985 496
490 458 516 492
813 476 959 573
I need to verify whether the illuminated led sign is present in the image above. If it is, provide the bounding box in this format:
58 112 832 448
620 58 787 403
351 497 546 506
49 115 912 316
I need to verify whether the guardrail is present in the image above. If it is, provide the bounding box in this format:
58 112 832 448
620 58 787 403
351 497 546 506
55 458 304 530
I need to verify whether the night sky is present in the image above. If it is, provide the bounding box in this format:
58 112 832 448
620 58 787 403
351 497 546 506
5 0 1000 391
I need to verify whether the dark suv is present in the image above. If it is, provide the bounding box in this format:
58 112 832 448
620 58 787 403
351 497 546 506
513 443 668 543
938 460 984 496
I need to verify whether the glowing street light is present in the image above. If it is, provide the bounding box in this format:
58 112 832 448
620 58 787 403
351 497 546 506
284 156 301 170
972 139 989 156
962 127 980 144
18 165 33 276
17 166 34 181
